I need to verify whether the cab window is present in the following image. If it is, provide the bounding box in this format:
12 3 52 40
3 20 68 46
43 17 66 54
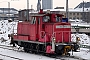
43 16 50 22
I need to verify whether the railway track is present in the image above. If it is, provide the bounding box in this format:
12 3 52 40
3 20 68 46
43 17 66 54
0 44 24 52
0 44 87 60
0 53 23 60
0 44 24 60
55 56 87 60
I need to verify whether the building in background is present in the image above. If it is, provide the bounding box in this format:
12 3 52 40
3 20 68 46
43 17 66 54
74 1 90 22
75 2 90 9
0 8 18 20
42 0 53 9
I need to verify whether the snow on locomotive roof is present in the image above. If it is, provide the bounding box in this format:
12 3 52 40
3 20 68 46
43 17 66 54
29 11 38 13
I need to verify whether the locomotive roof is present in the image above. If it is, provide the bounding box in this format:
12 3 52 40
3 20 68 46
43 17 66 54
30 13 46 16
30 13 63 17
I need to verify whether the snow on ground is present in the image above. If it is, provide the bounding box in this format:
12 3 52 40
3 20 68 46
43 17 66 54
70 48 90 60
0 20 90 60
71 34 90 46
0 20 18 40
0 48 54 60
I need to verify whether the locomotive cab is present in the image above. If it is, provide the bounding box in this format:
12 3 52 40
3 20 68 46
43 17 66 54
38 14 72 55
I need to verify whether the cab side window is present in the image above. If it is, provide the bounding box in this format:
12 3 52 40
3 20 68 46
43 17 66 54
56 16 61 22
31 17 36 24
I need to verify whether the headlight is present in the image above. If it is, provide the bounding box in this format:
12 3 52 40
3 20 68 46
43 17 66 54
78 38 80 41
76 37 80 41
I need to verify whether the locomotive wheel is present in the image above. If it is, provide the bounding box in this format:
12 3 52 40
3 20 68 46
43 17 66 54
36 45 39 54
45 54 56 58
24 48 29 53
66 53 70 56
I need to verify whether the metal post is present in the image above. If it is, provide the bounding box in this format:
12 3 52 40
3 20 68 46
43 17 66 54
3 8 4 20
37 0 41 11
8 2 10 20
83 1 84 21
27 0 29 21
66 0 68 18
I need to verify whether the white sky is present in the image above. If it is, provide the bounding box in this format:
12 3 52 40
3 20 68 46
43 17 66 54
0 0 90 10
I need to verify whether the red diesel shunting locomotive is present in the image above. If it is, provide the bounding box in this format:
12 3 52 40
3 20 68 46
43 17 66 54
13 9 79 56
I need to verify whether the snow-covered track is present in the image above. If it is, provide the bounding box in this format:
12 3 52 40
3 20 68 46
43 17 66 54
0 53 23 60
0 45 24 60
55 56 87 60
0 44 23 52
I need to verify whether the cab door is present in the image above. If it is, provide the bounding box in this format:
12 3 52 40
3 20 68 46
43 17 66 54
36 17 41 40
63 25 71 42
